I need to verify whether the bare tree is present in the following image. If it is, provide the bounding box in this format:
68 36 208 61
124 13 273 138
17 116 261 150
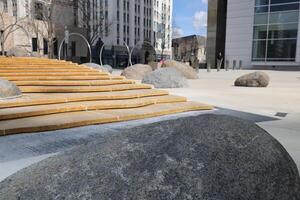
75 0 115 47
25 0 73 58
0 9 26 55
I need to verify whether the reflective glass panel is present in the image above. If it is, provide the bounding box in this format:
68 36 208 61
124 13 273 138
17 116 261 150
270 3 299 12
255 6 269 13
255 0 269 6
252 40 267 59
269 11 299 24
254 13 268 24
268 23 298 38
271 0 300 4
253 25 268 39
267 39 297 60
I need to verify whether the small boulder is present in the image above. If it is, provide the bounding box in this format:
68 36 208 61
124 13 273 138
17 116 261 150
142 68 188 88
235 71 270 87
0 78 22 99
81 63 113 73
148 61 162 71
121 64 153 80
0 115 299 199
162 60 199 79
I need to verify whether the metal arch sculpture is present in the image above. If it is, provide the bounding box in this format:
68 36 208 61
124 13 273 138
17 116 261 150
58 33 92 63
99 39 131 67
0 24 32 54
130 40 156 64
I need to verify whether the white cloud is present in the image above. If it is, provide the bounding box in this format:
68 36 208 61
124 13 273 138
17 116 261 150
202 0 208 4
172 27 184 39
193 11 207 31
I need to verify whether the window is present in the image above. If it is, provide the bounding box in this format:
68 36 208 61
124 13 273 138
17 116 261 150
34 2 44 20
71 41 76 57
252 0 300 62
3 0 8 13
12 0 17 17
32 38 38 52
43 38 48 55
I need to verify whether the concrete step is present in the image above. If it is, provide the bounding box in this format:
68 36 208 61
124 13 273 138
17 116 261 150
0 101 213 136
2 75 124 81
0 70 101 73
19 84 153 93
0 95 188 120
0 89 169 109
0 72 108 76
13 80 135 86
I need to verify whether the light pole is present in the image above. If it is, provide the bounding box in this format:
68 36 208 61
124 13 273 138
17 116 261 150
156 12 169 61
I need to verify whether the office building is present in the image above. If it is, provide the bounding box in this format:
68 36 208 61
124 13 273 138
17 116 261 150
78 0 173 67
207 0 300 69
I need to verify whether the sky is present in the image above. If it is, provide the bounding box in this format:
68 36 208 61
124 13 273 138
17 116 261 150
172 0 208 38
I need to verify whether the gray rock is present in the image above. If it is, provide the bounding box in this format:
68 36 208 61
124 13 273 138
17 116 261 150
148 61 162 71
121 64 153 80
235 71 270 87
0 78 22 99
1 115 299 200
142 68 188 88
162 60 199 79
81 63 113 73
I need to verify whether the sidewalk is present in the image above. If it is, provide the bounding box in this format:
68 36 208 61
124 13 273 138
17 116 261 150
168 69 300 169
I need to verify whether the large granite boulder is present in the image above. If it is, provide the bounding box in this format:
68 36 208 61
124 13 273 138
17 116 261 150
142 68 188 88
0 78 22 99
235 71 270 87
162 60 199 79
148 61 162 71
121 64 153 80
81 63 113 73
1 115 299 200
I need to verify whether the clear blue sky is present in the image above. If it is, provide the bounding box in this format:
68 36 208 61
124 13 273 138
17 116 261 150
173 0 208 38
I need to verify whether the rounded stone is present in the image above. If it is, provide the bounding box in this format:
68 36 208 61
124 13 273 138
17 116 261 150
81 63 113 73
121 64 153 80
235 71 270 87
0 115 299 200
142 68 188 88
0 78 22 99
162 60 199 79
148 61 162 71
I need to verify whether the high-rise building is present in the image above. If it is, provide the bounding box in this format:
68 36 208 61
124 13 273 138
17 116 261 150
207 0 300 69
0 0 87 60
77 0 173 67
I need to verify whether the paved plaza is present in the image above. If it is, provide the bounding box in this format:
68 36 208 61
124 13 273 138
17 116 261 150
166 69 300 170
1 68 300 182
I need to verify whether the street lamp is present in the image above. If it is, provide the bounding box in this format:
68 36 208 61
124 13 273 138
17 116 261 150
156 12 168 61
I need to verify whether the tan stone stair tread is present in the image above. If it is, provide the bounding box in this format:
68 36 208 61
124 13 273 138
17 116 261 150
0 102 213 136
13 80 135 86
0 67 97 71
0 72 108 76
19 84 153 93
2 75 124 81
0 95 187 120
0 69 101 73
0 64 77 67
0 89 169 108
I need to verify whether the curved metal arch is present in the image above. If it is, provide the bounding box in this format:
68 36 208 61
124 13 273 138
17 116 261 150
58 33 92 62
130 40 156 63
0 24 32 54
99 39 131 67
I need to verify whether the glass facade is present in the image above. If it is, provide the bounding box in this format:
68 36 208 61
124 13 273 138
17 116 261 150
252 0 300 61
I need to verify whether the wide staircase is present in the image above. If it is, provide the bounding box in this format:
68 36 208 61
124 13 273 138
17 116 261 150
0 57 213 136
